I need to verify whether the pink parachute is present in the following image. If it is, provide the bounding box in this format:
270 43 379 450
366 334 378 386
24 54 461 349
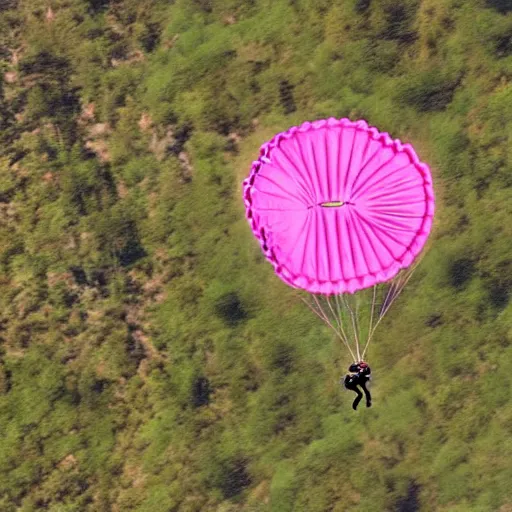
243 118 435 362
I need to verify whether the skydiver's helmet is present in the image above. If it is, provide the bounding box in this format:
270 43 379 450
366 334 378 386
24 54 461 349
348 363 360 373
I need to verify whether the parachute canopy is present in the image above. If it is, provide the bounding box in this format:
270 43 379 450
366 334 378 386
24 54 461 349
243 118 435 295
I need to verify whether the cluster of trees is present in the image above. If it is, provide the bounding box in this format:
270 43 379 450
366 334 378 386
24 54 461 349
0 0 511 510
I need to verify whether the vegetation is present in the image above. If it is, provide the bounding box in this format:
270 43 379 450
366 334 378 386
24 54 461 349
0 0 511 510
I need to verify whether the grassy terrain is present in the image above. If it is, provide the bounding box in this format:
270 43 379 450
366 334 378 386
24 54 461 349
0 0 511 510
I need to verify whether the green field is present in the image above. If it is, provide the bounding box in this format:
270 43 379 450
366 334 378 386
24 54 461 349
0 0 511 510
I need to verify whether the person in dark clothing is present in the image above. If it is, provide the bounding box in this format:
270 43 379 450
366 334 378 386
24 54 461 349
343 361 372 410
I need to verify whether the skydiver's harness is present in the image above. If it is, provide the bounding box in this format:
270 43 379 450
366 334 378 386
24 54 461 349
346 362 370 381
346 370 359 382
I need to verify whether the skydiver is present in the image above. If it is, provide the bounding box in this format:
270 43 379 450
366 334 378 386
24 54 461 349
342 361 372 410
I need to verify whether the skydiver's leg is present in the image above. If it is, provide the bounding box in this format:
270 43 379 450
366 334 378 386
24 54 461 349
352 387 363 410
349 385 363 410
360 381 372 408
